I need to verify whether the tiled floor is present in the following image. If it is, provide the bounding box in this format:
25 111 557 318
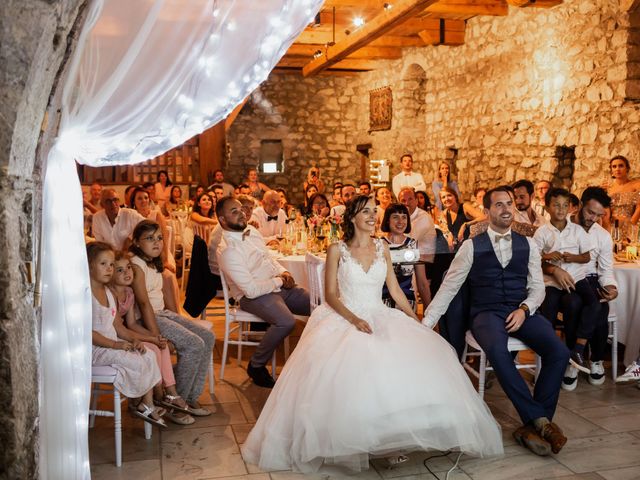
90 303 640 480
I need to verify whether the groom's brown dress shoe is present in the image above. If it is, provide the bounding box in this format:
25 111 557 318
513 425 552 456
540 422 567 454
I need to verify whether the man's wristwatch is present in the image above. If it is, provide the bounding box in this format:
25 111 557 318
518 303 530 319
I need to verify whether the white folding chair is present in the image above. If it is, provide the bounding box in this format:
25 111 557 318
305 252 325 312
192 223 213 245
89 365 152 467
219 270 280 380
165 224 175 259
461 331 541 399
607 309 619 380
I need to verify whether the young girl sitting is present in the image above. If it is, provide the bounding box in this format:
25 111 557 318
88 241 166 428
129 220 215 415
110 251 195 425
380 203 431 310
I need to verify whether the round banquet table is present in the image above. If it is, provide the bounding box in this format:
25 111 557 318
276 254 310 290
611 262 640 365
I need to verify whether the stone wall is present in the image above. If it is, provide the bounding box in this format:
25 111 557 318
0 1 86 478
349 0 640 201
227 0 640 203
226 72 361 202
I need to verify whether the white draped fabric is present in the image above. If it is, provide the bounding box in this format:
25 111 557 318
39 1 321 478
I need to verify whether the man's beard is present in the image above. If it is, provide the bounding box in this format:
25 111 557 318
227 220 247 231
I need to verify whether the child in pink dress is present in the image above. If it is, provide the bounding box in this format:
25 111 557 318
110 251 196 424
88 242 165 427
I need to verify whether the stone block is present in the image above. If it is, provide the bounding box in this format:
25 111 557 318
625 79 640 99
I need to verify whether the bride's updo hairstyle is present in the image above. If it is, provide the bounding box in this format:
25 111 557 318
342 195 373 243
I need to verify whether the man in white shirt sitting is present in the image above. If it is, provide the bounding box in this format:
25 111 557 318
217 197 310 388
251 190 287 244
423 186 569 457
92 188 145 250
533 187 598 375
565 187 618 389
513 179 546 227
392 154 427 199
397 187 436 263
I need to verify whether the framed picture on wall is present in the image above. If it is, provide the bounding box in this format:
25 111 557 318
369 86 392 131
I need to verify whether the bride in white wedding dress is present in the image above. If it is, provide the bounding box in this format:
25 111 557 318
241 195 503 474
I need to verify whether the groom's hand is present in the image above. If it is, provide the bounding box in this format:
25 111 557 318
505 308 525 333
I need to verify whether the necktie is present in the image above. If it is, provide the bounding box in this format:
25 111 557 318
266 215 278 222
494 233 511 243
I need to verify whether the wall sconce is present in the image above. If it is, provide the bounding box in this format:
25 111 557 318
383 3 393 10
313 49 322 59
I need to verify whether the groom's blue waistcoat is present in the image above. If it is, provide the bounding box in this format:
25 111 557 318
468 231 530 317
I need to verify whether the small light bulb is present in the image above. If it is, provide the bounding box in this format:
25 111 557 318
353 17 365 27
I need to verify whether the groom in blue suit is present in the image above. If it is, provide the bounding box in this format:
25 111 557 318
423 186 570 456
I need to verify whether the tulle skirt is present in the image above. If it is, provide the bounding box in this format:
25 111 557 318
241 302 503 473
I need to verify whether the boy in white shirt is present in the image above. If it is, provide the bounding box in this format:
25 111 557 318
534 188 599 375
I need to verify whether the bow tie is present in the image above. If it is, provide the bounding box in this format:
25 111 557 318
242 229 251 241
266 215 279 222
494 233 511 243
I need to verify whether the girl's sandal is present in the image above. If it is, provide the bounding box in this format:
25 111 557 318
133 403 167 428
164 410 195 425
384 454 409 469
155 395 192 414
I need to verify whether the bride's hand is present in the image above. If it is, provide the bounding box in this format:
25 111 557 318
351 317 373 334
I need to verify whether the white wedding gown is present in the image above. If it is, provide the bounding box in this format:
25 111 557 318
241 240 503 473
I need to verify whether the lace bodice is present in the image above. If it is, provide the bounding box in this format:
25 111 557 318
337 240 387 313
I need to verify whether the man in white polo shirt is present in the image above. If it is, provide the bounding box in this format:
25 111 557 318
92 188 145 250
392 154 427 199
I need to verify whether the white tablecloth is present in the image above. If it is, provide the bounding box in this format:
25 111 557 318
276 255 309 290
611 262 640 365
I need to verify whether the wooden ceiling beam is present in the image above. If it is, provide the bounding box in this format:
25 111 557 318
506 0 562 7
295 29 425 47
277 57 378 71
389 16 465 34
369 35 426 46
286 44 403 59
302 0 437 76
417 19 466 45
425 0 508 16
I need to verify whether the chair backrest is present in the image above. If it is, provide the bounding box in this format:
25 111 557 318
192 223 213 244
165 224 175 258
305 252 326 311
219 269 232 316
